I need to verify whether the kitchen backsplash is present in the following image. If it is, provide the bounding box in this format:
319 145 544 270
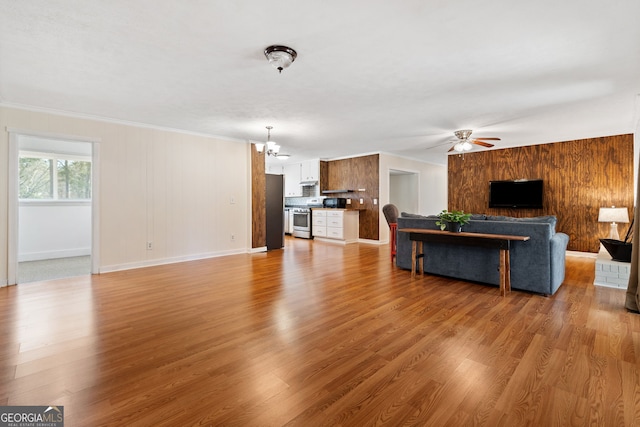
302 185 317 197
285 196 325 207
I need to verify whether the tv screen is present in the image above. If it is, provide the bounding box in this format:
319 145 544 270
489 179 543 209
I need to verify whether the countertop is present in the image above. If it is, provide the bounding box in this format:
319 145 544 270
311 207 364 211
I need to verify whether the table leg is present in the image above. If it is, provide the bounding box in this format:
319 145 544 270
411 241 417 279
504 249 511 295
418 241 424 276
499 249 511 296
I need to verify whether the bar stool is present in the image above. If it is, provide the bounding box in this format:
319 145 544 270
389 223 398 261
382 204 399 263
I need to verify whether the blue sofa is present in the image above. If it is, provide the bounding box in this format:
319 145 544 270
396 214 570 295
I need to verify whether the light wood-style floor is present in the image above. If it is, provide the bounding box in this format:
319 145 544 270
1 237 639 426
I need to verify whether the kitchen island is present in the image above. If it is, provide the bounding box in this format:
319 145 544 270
312 208 359 244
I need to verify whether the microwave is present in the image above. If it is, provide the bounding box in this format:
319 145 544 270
323 197 347 208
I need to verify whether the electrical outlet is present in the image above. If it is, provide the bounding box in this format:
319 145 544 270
346 198 351 204
373 198 378 205
147 241 153 250
359 198 364 204
230 197 236 204
231 234 235 241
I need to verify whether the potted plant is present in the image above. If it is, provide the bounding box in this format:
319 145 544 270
435 209 472 232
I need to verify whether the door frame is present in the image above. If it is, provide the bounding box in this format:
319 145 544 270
388 168 420 214
7 128 101 285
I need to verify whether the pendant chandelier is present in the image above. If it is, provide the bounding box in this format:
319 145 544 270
255 126 282 157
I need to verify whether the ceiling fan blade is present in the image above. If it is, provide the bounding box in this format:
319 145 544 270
425 139 458 150
471 139 494 147
473 137 501 141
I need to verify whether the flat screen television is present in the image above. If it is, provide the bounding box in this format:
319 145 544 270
489 179 543 209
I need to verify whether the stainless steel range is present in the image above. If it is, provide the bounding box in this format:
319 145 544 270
292 198 323 239
292 207 312 239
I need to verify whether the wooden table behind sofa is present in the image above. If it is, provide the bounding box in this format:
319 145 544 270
399 228 530 296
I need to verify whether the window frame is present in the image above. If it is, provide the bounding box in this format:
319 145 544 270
18 150 93 202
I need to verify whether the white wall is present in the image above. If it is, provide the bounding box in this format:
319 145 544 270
19 203 91 261
379 153 447 243
0 106 251 283
389 173 419 215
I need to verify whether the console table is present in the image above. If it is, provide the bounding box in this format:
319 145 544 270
399 228 530 296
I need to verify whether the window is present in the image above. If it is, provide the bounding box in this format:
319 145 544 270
19 151 91 200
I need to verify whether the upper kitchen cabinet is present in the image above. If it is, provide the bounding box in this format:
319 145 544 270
266 163 283 174
283 162 302 197
300 159 320 183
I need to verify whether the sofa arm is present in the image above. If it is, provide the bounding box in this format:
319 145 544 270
549 232 570 294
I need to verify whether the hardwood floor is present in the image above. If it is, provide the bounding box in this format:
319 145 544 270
1 237 639 426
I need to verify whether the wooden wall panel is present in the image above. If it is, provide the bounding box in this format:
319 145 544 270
448 134 634 252
251 148 266 248
319 161 329 193
326 154 379 240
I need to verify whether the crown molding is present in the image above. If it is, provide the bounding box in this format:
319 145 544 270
0 101 246 143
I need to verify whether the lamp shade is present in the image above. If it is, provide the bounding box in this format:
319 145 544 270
598 207 629 223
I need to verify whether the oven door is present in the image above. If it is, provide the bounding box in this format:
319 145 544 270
293 210 311 238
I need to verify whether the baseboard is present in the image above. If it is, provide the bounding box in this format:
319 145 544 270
250 246 267 253
566 250 597 259
313 237 351 245
99 249 248 273
358 238 384 245
18 248 91 262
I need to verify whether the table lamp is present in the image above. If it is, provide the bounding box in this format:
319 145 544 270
598 206 629 240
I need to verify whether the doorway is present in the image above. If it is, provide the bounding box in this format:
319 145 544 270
389 169 419 215
8 131 100 284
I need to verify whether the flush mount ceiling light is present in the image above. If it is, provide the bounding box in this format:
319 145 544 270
264 45 297 74
254 126 284 157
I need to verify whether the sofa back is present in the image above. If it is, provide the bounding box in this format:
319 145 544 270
396 216 557 294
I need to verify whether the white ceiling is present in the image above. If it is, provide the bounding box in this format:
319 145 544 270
1 0 639 165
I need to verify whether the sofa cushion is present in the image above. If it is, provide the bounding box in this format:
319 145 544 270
485 215 509 221
401 212 429 218
485 215 556 232
403 212 487 220
470 214 488 220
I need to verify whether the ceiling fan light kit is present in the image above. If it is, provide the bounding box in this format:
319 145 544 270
453 141 473 152
446 129 500 153
264 45 297 74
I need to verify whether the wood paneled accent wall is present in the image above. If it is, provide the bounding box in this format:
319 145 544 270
251 148 266 248
448 134 634 252
325 154 380 240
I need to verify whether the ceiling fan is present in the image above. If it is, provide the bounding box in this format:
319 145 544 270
447 129 500 152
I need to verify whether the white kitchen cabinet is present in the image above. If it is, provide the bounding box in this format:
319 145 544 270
312 210 327 236
312 209 359 243
300 159 320 182
283 163 302 197
266 163 283 174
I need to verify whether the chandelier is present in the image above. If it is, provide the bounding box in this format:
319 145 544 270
264 45 297 74
255 126 282 157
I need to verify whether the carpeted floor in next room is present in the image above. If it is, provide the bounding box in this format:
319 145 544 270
18 256 91 283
